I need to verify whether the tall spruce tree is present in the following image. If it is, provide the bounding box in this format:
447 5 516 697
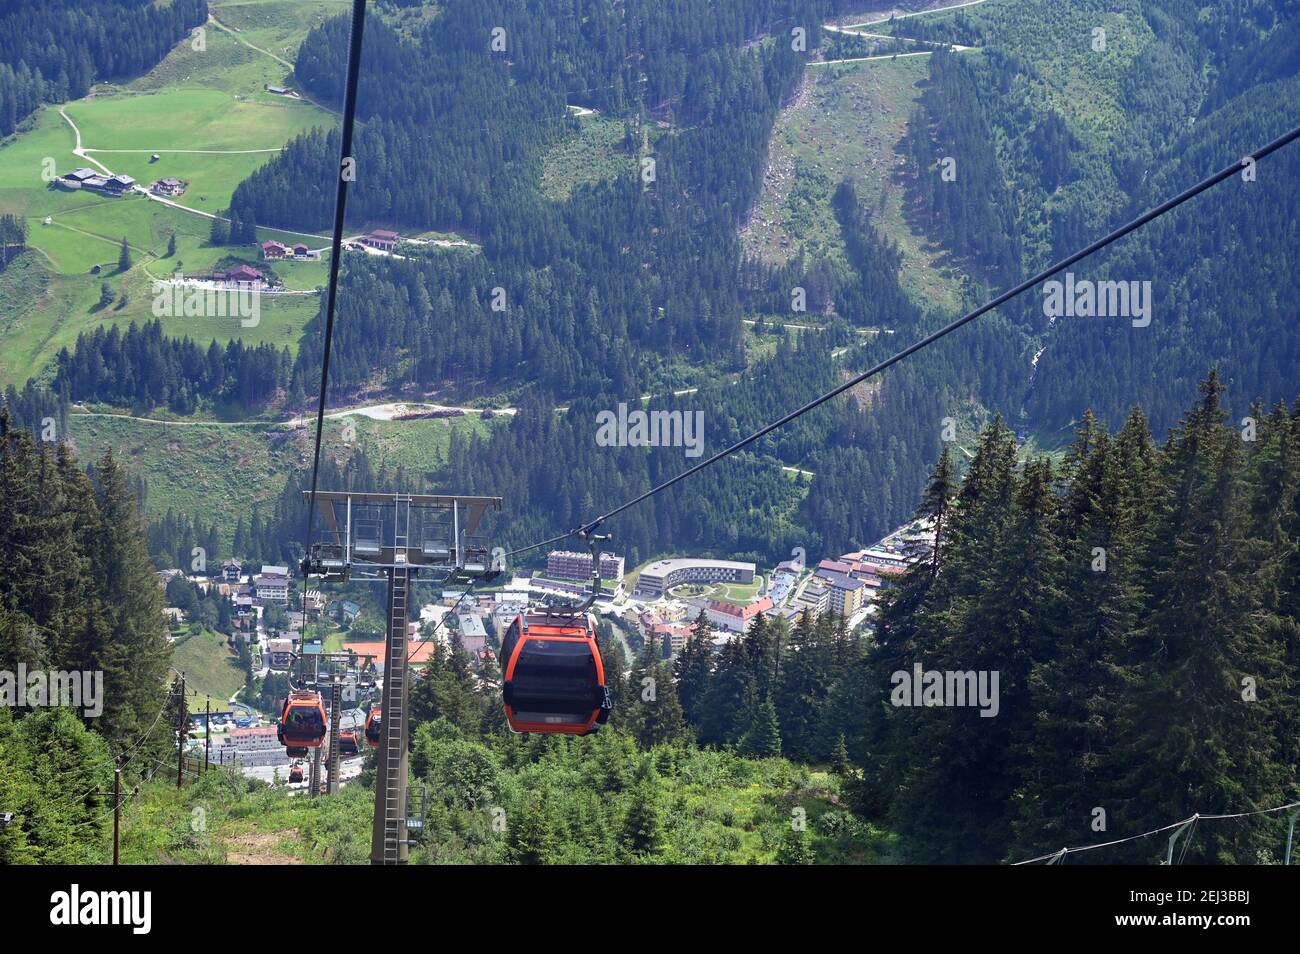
1106 372 1284 862
673 611 714 728
738 698 782 757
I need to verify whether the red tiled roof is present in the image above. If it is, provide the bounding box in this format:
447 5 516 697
859 562 906 576
343 640 436 665
231 726 277 738
651 623 693 637
707 597 774 620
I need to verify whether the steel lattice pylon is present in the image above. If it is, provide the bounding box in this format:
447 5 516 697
300 490 501 864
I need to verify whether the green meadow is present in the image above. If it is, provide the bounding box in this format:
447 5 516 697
66 88 325 152
0 0 341 388
65 86 332 212
135 0 348 99
172 627 247 711
0 213 324 387
211 0 353 62
66 411 506 545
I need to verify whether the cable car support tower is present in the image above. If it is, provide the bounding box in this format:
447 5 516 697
302 491 501 864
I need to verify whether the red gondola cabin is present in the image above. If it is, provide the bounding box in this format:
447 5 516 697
500 611 611 735
277 690 328 756
339 730 359 757
364 706 382 747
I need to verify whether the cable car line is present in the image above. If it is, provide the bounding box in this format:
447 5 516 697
285 0 368 760
297 0 368 637
402 581 484 671
503 120 1300 562
277 0 1298 821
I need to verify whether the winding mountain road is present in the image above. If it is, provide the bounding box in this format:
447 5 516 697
70 401 516 429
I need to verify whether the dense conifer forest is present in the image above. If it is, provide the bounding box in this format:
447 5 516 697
2 0 1299 869
34 0 1294 573
0 0 208 137
858 373 1300 863
0 412 174 862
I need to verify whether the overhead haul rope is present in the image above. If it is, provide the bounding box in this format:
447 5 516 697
296 0 369 652
503 121 1300 562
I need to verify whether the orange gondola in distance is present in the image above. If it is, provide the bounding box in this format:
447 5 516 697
339 729 359 757
364 706 381 747
277 690 328 754
500 610 611 735
288 762 304 784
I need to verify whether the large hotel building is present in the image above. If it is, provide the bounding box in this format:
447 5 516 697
633 558 756 598
546 549 626 582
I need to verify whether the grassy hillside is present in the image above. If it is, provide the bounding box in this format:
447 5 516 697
64 86 332 212
345 412 496 479
210 0 351 66
873 0 1162 235
0 0 341 389
172 627 247 712
0 248 321 389
66 410 506 548
134 0 346 99
70 415 299 533
116 743 893 865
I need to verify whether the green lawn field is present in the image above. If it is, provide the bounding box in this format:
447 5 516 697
64 86 332 212
66 88 324 153
172 627 247 709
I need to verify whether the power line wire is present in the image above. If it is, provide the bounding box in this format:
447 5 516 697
51 677 180 814
504 120 1300 561
1014 800 1300 864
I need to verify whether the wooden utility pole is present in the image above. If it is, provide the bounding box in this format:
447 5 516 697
112 762 121 865
176 673 188 789
204 699 211 773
